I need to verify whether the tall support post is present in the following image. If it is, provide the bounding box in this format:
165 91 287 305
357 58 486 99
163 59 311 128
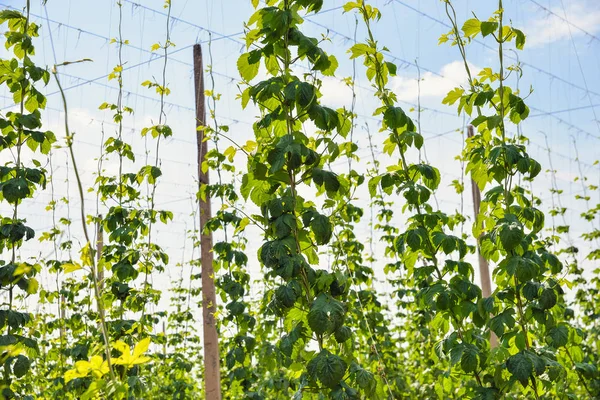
162 321 167 357
193 43 222 400
59 293 65 340
96 216 104 292
467 124 496 347
467 125 492 296
96 216 104 333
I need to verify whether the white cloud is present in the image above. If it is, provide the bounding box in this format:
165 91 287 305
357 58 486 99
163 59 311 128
526 0 600 47
391 61 480 102
306 61 480 109
319 76 354 108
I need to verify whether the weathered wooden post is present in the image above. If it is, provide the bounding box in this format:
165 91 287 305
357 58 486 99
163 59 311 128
193 43 221 399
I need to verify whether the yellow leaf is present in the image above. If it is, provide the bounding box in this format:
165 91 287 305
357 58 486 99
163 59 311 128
113 340 129 357
89 355 109 379
130 355 151 365
75 360 91 373
63 262 82 273
243 140 257 153
13 264 31 276
235 217 250 235
65 360 92 382
26 277 39 294
81 381 102 400
224 146 237 162
133 337 151 359
80 243 94 267
113 338 152 367
462 18 481 39
64 369 78 383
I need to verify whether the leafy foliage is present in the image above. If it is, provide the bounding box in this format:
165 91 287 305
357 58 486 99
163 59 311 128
0 1 598 399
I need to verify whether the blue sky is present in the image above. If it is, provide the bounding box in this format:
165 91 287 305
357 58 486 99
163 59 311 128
1 0 599 307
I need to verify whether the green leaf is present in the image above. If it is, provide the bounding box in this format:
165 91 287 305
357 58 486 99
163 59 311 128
509 257 536 283
507 352 534 386
0 10 25 23
489 309 515 336
343 2 360 12
307 350 347 389
461 345 479 373
13 355 30 378
462 19 481 38
405 228 425 251
402 131 423 149
539 288 557 310
480 296 495 313
0 310 31 331
321 55 339 76
18 113 41 129
334 326 352 343
383 106 407 129
312 168 340 192
443 87 464 106
449 344 465 366
385 61 397 76
296 81 315 107
575 362 597 378
522 282 540 301
112 260 138 281
542 253 562 274
307 293 345 335
498 221 524 251
237 51 261 81
275 284 298 308
436 292 451 310
367 175 381 197
413 164 441 190
348 43 371 59
0 335 17 346
273 214 295 239
309 105 338 130
487 115 502 130
513 28 526 50
226 301 246 316
471 115 487 127
546 325 569 348
310 214 332 245
480 21 498 37
354 365 376 393
267 134 297 173
1 177 31 203
474 387 501 400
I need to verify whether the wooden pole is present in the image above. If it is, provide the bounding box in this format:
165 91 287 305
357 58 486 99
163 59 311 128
467 125 492 297
96 216 104 334
162 321 167 357
96 216 104 292
467 124 496 347
193 43 221 400
59 293 65 338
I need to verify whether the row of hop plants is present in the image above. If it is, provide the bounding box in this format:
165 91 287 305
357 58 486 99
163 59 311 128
0 1 177 398
0 0 599 399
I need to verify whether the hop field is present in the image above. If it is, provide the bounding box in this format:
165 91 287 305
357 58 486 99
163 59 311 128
0 0 598 399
